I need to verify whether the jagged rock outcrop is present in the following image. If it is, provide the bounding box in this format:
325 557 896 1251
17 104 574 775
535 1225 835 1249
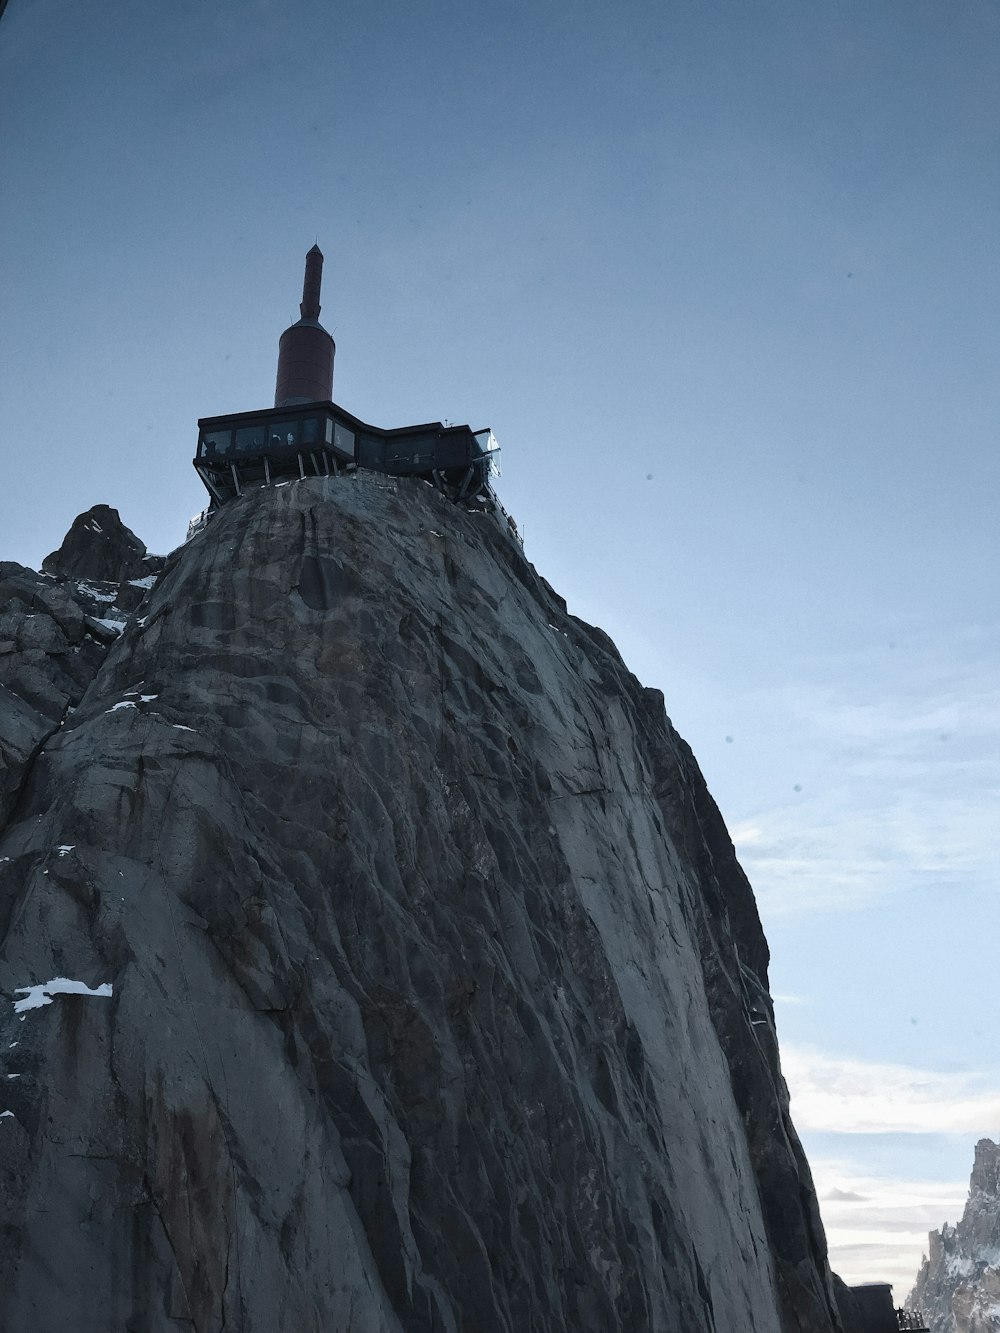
0 476 845 1331
908 1140 1000 1333
0 506 162 828
41 503 161 589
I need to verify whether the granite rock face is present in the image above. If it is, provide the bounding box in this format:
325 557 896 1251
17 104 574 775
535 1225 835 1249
0 508 162 829
908 1140 1000 1333
41 503 161 588
0 477 845 1331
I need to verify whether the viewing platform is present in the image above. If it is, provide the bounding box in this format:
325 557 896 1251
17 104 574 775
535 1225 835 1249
195 401 499 507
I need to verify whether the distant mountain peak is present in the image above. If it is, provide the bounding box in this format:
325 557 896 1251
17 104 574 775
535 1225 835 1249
908 1138 1000 1332
971 1139 1000 1198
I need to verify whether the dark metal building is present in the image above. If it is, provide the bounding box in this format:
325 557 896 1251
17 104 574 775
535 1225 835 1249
193 248 503 520
846 1283 929 1333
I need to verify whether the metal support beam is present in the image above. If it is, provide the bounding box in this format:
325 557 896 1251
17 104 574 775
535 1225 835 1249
230 462 242 496
195 465 227 506
456 465 475 500
297 452 306 481
264 456 271 484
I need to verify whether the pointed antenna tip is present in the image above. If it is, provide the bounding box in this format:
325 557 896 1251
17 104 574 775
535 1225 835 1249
300 245 324 320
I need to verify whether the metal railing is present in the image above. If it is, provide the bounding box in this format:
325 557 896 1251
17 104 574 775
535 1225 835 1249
896 1310 929 1331
186 508 211 540
478 485 523 548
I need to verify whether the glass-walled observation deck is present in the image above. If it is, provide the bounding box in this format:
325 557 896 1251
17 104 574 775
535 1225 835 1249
194 402 499 508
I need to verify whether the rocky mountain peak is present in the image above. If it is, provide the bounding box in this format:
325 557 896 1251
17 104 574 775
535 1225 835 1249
1 507 166 829
0 480 849 1330
41 504 156 584
971 1139 1000 1199
908 1138 1000 1333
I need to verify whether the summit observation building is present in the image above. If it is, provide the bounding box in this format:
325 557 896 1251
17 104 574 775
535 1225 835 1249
194 247 503 519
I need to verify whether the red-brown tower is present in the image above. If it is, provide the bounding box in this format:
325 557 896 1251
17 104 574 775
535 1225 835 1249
274 246 335 407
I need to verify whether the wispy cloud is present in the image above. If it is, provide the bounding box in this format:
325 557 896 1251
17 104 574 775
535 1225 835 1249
728 641 1000 916
734 792 998 915
809 1157 968 1296
782 1045 1000 1136
783 1042 988 1293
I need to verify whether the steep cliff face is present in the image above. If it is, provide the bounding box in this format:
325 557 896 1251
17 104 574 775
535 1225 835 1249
0 477 843 1331
908 1140 1000 1333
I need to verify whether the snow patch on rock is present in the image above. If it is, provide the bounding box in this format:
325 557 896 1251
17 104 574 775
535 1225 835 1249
12 977 114 1014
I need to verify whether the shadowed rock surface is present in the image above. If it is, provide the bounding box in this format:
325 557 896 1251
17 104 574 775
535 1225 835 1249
0 506 162 829
0 477 845 1331
41 503 161 588
908 1139 1000 1333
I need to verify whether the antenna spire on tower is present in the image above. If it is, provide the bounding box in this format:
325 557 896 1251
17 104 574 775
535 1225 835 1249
300 244 324 321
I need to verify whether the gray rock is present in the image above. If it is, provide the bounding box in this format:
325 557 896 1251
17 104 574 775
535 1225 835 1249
0 478 846 1331
42 504 149 584
0 532 159 832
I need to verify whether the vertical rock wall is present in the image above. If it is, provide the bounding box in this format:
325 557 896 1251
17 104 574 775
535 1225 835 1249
0 479 844 1331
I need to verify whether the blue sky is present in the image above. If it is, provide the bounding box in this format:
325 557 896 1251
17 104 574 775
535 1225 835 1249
2 0 998 1294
